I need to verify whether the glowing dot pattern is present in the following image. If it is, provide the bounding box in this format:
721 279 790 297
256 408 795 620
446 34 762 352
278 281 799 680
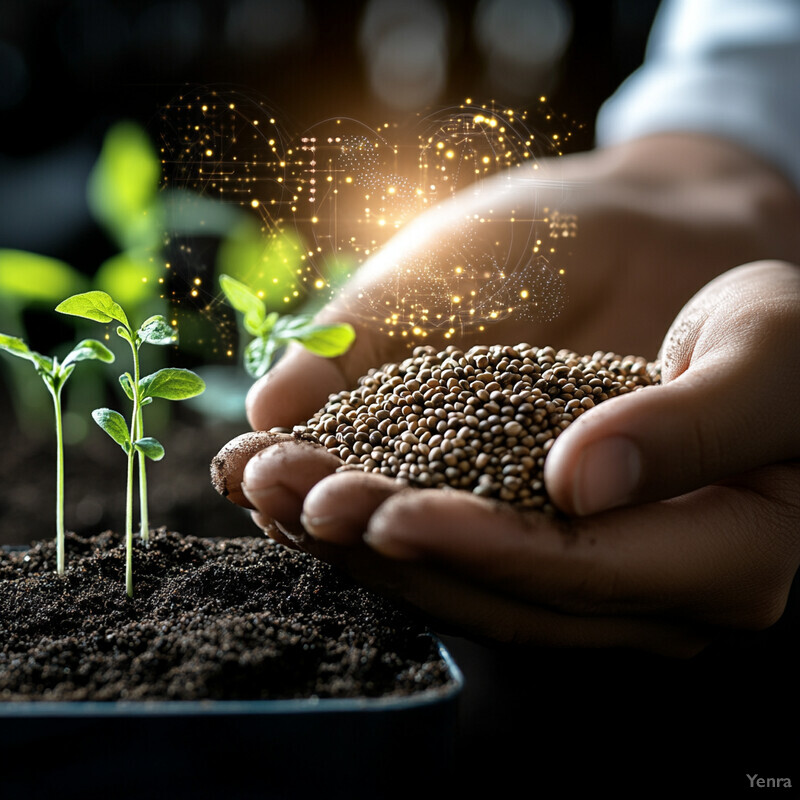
157 90 581 349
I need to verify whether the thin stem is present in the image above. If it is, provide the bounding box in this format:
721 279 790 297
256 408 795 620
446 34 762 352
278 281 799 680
125 443 135 598
126 336 141 596
50 383 65 576
137 404 149 544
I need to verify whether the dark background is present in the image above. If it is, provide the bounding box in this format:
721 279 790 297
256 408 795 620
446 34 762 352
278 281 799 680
0 0 660 265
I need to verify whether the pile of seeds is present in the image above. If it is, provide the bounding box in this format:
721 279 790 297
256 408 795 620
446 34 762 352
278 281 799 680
294 344 660 513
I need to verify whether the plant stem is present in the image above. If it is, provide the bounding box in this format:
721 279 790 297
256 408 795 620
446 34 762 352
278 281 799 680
125 443 135 598
126 337 141 596
50 384 66 576
136 405 149 544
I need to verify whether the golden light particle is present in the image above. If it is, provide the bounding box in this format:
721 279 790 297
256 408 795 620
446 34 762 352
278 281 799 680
205 149 213 157
251 199 259 208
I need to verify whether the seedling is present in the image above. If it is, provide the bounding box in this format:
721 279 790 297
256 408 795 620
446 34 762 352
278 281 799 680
56 291 205 597
0 333 114 574
219 273 355 378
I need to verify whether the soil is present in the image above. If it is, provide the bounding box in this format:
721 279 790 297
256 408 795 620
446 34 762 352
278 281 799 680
0 530 454 702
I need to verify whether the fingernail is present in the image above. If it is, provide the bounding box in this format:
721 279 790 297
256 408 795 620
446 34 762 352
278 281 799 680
572 436 641 515
300 512 366 546
363 528 424 561
242 483 304 534
300 513 335 538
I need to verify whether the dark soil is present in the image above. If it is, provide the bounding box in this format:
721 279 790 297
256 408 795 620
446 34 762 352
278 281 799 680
0 530 454 702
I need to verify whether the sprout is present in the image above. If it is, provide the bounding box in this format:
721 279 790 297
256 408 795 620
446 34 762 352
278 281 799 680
0 333 114 574
219 273 355 378
57 291 205 597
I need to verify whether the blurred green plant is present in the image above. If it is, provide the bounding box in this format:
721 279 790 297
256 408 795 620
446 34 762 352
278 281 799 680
219 273 355 379
0 120 243 435
0 251 90 427
0 332 114 573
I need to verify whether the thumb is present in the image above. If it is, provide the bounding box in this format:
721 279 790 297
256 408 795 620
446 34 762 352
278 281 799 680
545 260 800 515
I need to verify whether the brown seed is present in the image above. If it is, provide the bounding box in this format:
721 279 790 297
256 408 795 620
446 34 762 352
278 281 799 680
292 344 659 512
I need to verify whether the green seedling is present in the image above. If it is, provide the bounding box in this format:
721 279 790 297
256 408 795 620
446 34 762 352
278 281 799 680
56 291 205 597
219 273 355 378
0 333 114 574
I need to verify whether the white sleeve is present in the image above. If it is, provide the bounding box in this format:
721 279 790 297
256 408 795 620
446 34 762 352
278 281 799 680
595 0 800 191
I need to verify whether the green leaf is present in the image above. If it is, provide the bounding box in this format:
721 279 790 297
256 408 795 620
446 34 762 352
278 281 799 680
244 336 277 379
272 316 356 358
138 367 206 401
138 315 177 346
119 372 135 401
271 314 314 337
0 333 34 360
295 323 355 357
0 333 54 373
56 291 130 330
94 251 161 308
134 437 165 461
92 407 132 452
61 338 115 369
219 273 267 336
0 250 87 304
87 121 162 251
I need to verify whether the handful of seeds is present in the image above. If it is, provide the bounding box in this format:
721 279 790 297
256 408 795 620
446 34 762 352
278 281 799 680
291 344 660 514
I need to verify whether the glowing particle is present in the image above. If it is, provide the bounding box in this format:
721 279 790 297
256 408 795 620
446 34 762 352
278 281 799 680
205 149 213 157
520 290 529 299
251 199 259 208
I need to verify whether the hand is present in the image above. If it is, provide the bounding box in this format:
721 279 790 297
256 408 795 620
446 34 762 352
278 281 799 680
226 135 800 656
244 133 800 434
222 260 800 656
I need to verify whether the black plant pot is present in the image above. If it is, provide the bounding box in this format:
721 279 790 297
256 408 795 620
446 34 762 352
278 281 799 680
0 640 462 800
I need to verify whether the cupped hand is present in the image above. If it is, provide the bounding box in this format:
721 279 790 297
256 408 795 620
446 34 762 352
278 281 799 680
228 135 800 655
229 260 800 656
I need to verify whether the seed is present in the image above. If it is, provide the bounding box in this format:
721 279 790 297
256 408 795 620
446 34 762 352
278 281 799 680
296 344 660 515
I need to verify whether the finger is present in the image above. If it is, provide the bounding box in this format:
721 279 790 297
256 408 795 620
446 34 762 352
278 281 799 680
323 544 709 657
545 260 800 515
211 430 293 508
241 439 343 538
362 466 800 630
301 470 407 545
249 510 300 550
